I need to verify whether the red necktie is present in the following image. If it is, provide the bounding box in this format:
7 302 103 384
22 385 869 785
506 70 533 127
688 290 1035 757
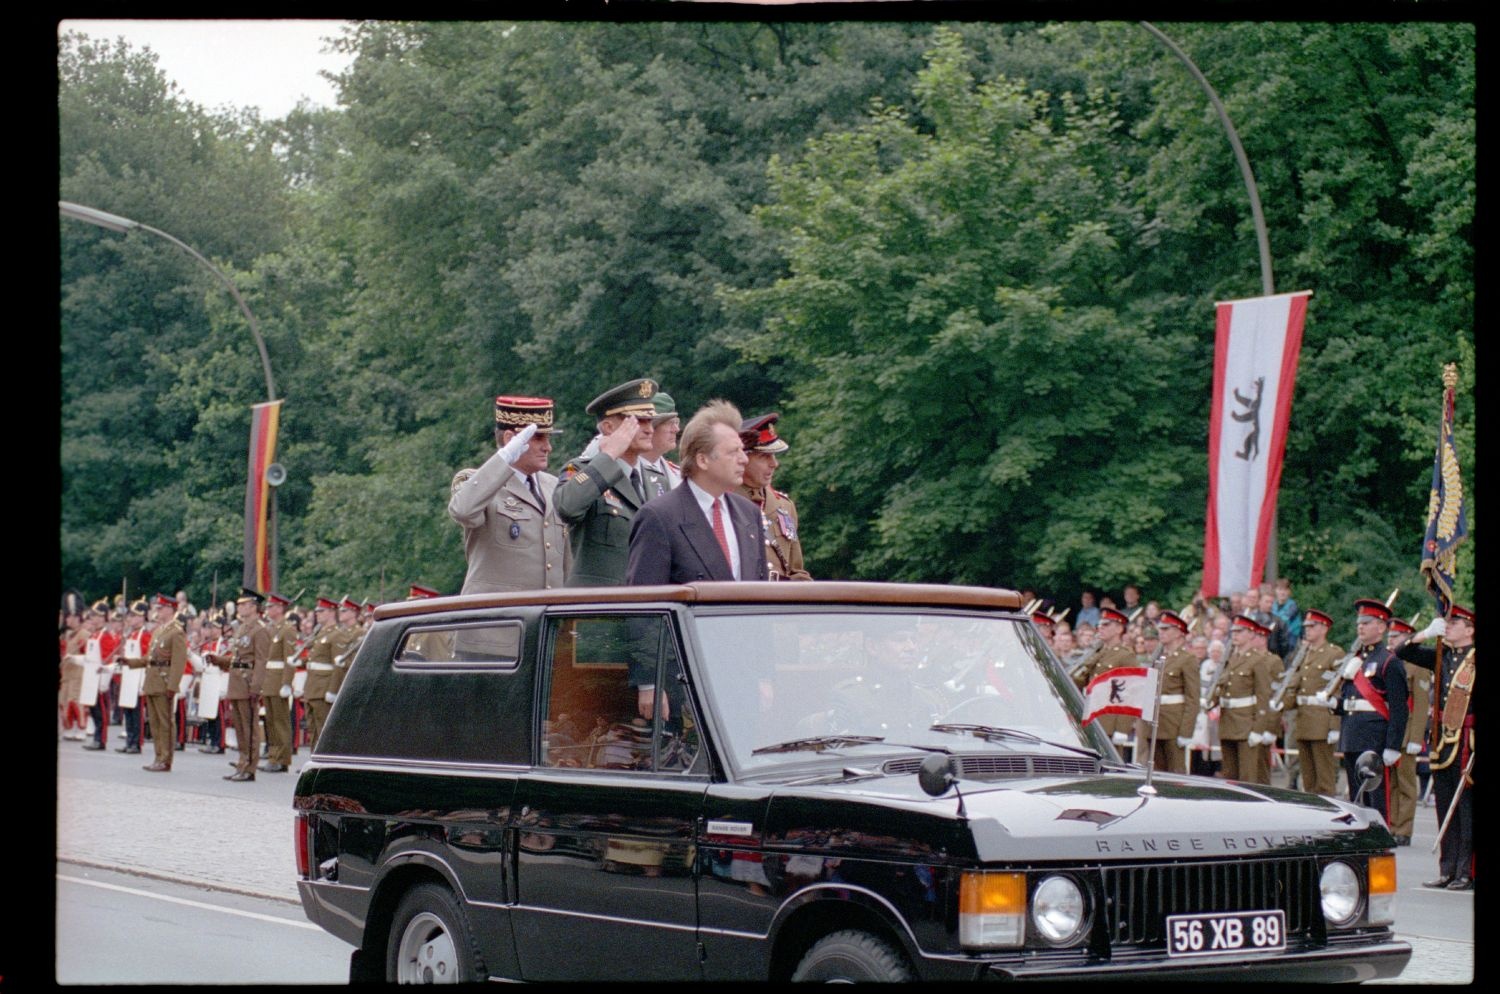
711 498 733 575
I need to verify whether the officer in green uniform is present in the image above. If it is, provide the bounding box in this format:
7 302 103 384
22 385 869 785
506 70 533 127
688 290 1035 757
555 378 667 586
736 412 811 581
1272 608 1344 797
142 593 188 772
259 592 298 772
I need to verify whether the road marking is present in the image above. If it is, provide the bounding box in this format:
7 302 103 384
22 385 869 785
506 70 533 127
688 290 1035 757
58 874 321 930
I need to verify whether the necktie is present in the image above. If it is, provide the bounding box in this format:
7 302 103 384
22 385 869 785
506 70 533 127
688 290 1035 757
711 497 733 576
527 474 545 514
630 467 643 502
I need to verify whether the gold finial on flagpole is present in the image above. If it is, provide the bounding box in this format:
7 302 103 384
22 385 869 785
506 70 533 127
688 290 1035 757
1442 362 1459 390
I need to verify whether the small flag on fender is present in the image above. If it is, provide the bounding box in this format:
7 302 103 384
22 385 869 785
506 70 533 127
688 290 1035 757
1083 667 1159 726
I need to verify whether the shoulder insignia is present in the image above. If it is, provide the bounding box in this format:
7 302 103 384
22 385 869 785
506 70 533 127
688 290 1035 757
666 459 680 470
451 467 477 496
562 462 589 485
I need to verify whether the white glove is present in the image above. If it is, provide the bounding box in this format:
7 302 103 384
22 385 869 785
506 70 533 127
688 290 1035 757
1314 692 1332 709
1416 617 1446 642
1406 740 1422 755
1111 731 1129 745
1269 699 1284 712
1340 656 1362 679
1327 730 1340 745
1176 736 1191 749
324 691 337 703
1382 748 1400 767
498 423 538 464
1249 731 1266 746
279 685 292 699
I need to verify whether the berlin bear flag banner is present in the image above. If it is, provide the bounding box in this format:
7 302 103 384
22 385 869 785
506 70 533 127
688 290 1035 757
1082 667 1158 725
1202 290 1310 597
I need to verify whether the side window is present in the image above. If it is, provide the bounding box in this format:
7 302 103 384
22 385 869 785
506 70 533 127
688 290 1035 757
541 614 701 774
395 621 521 668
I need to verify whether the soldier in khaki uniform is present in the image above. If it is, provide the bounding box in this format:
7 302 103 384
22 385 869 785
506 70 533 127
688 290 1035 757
450 395 570 593
1272 608 1344 797
1385 616 1430 845
300 597 349 749
142 594 188 771
556 378 667 586
1144 610 1201 774
1214 614 1277 784
259 592 298 772
324 597 365 708
1078 607 1139 754
736 413 812 581
218 589 270 781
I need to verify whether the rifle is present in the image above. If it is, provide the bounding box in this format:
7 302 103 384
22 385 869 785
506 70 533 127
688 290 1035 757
1202 644 1236 710
1271 638 1312 708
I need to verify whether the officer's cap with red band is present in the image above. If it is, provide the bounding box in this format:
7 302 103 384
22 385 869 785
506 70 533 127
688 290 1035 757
1097 607 1130 627
266 592 293 608
1449 604 1475 624
739 412 790 454
339 596 361 613
1353 599 1392 623
408 584 440 599
1387 617 1415 635
1303 609 1333 627
1031 612 1056 630
316 596 339 611
154 593 177 609
1231 614 1271 637
1157 610 1189 634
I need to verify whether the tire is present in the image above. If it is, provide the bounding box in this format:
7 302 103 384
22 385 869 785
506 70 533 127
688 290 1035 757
386 882 486 983
791 929 914 982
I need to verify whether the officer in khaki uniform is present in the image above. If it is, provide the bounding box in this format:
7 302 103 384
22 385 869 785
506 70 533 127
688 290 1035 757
450 395 570 593
325 597 365 706
556 378 667 586
1215 614 1277 784
142 594 188 771
301 597 351 749
1077 607 1139 754
1273 609 1344 797
259 592 298 772
736 412 812 581
1143 610 1200 774
1385 615 1430 845
219 589 271 781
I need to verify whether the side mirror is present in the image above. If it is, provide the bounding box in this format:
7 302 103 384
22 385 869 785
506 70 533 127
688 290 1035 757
917 753 956 797
1353 750 1382 805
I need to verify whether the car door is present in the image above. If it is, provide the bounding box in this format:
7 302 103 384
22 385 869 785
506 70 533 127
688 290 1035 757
511 610 708 980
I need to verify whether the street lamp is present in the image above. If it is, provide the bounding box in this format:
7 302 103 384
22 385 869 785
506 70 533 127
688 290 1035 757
61 200 283 592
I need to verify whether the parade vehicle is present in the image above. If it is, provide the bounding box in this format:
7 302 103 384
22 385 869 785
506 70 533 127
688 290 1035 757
293 582 1411 983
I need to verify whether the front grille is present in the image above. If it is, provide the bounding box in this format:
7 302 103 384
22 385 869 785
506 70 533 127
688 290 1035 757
1101 857 1320 947
882 754 1098 778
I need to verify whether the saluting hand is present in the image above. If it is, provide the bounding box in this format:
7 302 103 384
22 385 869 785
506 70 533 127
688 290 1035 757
499 423 538 464
598 417 640 460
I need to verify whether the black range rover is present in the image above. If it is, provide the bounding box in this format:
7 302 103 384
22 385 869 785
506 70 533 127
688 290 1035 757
293 582 1411 982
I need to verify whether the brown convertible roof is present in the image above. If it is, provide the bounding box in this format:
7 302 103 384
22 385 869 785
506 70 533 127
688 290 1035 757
374 581 1023 621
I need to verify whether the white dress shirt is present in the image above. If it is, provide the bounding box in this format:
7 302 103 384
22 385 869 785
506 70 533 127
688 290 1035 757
685 479 740 579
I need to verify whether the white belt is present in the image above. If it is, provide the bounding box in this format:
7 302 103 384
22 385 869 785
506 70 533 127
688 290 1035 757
1224 695 1257 709
266 661 285 670
1296 695 1323 706
1344 699 1381 713
308 662 334 671
1159 694 1187 705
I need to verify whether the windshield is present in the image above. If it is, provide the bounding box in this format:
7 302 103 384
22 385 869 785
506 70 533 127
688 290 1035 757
691 610 1110 774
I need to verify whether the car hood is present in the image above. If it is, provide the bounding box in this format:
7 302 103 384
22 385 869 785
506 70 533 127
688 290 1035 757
756 767 1392 862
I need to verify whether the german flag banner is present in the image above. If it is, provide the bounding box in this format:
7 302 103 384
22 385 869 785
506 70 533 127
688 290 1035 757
243 400 283 591
1202 290 1311 597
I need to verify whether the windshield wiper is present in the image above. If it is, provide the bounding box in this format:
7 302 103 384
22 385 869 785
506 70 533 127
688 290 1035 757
752 734 885 755
928 723 1101 759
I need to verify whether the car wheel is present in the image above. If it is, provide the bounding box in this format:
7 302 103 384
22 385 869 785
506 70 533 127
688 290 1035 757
386 882 486 983
791 929 914 982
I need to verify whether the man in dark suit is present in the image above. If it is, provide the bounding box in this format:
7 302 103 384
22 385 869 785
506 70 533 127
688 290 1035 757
625 398 768 586
625 400 768 722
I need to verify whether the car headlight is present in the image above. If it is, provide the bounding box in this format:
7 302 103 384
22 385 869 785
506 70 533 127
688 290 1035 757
1031 875 1089 946
1320 861 1361 926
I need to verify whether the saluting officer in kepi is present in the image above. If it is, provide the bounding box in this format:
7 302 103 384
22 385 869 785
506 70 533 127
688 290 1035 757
328 596 365 705
1396 603 1475 890
736 412 812 581
1215 614 1278 785
450 395 570 593
1145 610 1200 775
1330 598 1409 822
555 378 667 586
259 591 298 773
221 588 271 782
1273 608 1344 798
141 593 188 772
1383 615 1430 845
